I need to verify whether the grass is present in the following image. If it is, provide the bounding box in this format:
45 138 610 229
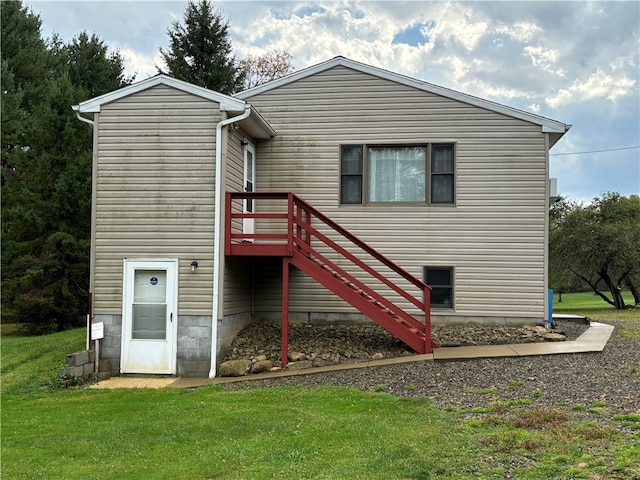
553 291 640 339
554 291 636 316
2 324 640 479
1 325 86 396
3 386 484 479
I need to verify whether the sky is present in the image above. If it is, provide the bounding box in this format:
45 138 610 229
27 0 640 202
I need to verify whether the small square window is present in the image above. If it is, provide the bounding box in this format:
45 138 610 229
425 266 454 308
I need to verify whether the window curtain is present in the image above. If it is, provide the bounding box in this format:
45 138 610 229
368 147 425 202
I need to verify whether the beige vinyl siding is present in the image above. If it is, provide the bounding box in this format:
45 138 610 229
247 66 548 320
93 85 219 315
222 130 253 315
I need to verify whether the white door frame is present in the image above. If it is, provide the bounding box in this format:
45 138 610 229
121 259 178 374
243 141 256 238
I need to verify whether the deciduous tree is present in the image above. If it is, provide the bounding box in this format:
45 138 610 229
240 50 293 90
550 192 640 309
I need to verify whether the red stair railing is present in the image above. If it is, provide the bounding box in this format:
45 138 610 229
226 192 434 355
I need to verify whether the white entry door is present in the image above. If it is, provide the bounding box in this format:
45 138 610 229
121 260 177 374
243 141 256 238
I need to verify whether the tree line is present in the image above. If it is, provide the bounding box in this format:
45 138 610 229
1 0 292 333
550 192 640 309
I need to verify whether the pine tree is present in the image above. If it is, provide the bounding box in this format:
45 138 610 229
158 0 244 94
0 1 48 111
1 7 132 332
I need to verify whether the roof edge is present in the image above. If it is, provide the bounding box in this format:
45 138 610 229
75 75 246 113
236 56 570 134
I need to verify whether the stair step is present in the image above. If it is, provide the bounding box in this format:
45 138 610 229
302 252 431 353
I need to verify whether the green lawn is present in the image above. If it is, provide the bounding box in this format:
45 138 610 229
554 290 636 312
2 325 639 479
553 291 639 339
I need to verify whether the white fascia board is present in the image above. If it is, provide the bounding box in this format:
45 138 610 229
76 75 245 113
236 56 570 132
249 106 276 137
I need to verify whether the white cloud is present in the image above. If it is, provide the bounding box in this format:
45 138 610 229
495 21 542 42
429 3 490 51
523 45 565 76
546 69 637 108
119 47 163 79
528 103 541 114
25 0 639 201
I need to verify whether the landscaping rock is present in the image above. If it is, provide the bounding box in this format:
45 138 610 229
250 360 274 374
286 360 313 370
288 351 306 362
219 359 252 377
543 332 567 342
222 321 585 371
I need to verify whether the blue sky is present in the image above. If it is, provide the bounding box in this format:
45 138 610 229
28 0 640 202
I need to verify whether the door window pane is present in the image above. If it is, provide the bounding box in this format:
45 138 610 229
132 270 167 339
245 149 254 212
133 304 167 339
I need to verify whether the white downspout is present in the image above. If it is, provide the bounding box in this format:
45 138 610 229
74 107 95 127
72 106 95 350
210 106 251 378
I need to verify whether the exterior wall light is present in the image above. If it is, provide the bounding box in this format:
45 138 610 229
190 261 198 272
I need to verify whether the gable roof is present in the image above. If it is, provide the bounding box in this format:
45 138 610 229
236 56 570 144
75 74 246 113
73 74 275 139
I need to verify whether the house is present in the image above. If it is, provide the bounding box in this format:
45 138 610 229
73 56 570 378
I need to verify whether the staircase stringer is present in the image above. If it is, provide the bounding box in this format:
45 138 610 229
294 244 426 334
291 250 429 354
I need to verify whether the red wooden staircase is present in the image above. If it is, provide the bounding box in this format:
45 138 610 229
225 192 437 365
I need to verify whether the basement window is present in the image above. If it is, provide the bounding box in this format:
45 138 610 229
424 266 454 308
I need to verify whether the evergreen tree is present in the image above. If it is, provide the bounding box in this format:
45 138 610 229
1 1 47 188
158 0 244 94
67 31 134 98
1 6 132 332
0 1 48 111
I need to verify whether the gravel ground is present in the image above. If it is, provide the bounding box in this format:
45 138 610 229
223 319 640 416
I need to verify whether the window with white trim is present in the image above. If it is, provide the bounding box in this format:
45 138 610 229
424 266 454 308
340 144 455 204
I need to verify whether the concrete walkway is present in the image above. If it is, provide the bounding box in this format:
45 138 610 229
91 321 614 390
